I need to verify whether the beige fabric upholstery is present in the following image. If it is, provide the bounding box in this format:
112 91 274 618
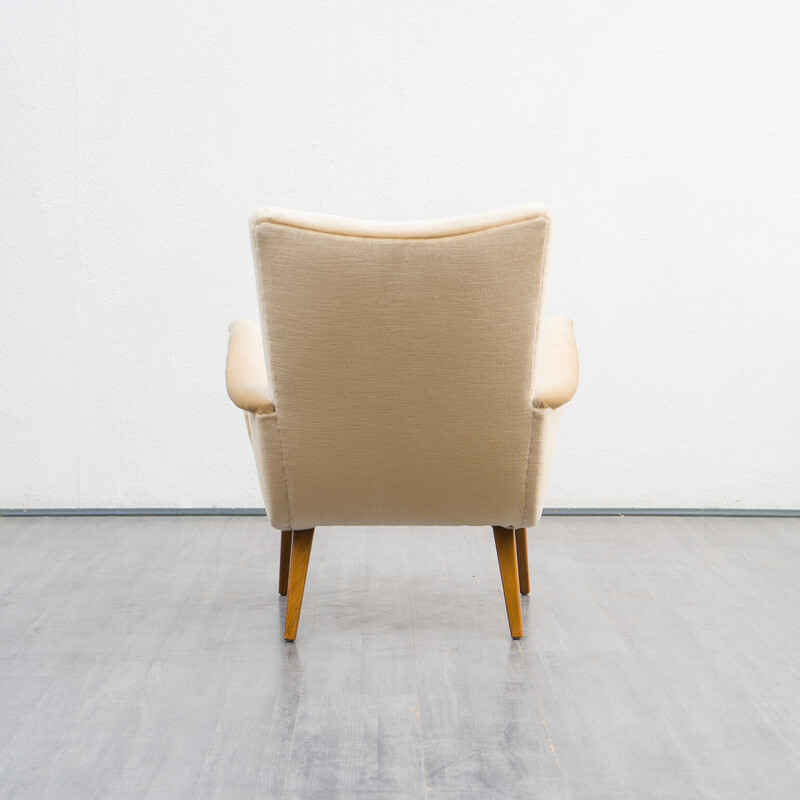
225 318 275 414
250 204 549 239
533 316 579 409
229 205 577 530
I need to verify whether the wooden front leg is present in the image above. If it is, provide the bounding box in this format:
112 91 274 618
284 529 315 641
493 526 523 639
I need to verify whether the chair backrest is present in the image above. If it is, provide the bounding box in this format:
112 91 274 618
249 205 551 528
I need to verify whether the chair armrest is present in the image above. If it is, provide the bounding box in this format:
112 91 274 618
226 318 275 414
533 316 579 409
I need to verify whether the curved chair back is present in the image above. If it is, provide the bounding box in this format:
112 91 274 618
248 205 552 530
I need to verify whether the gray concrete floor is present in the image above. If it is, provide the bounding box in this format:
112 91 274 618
0 516 798 799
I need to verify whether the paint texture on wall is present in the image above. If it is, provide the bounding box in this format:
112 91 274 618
1 2 799 508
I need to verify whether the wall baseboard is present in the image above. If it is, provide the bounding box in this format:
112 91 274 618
1 507 799 518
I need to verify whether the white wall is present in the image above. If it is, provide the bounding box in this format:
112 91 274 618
2 1 799 510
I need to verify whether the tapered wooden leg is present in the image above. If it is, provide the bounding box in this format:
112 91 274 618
493 526 523 639
515 528 530 595
284 529 314 641
278 530 292 596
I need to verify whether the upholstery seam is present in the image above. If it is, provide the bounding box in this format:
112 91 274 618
252 216 548 241
251 228 293 531
521 217 550 527
520 408 535 528
271 411 292 531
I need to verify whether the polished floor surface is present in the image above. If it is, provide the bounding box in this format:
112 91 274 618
0 515 798 799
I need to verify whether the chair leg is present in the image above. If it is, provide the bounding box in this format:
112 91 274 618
515 528 530 595
278 530 292 596
493 526 523 639
284 529 315 642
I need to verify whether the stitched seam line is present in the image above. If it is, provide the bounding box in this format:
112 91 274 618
252 216 547 241
520 408 535 528
272 412 292 531
252 230 293 530
521 217 550 527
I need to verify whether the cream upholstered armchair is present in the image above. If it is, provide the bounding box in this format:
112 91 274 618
226 205 578 640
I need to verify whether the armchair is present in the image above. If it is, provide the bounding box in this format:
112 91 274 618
226 205 578 640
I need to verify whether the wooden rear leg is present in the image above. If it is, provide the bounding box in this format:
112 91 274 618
515 528 530 595
284 529 315 641
493 526 523 639
278 530 292 596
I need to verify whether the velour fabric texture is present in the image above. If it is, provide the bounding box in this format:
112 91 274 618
226 319 275 414
227 205 578 531
532 316 579 409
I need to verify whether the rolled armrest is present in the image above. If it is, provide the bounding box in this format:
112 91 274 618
226 318 275 414
532 316 579 409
